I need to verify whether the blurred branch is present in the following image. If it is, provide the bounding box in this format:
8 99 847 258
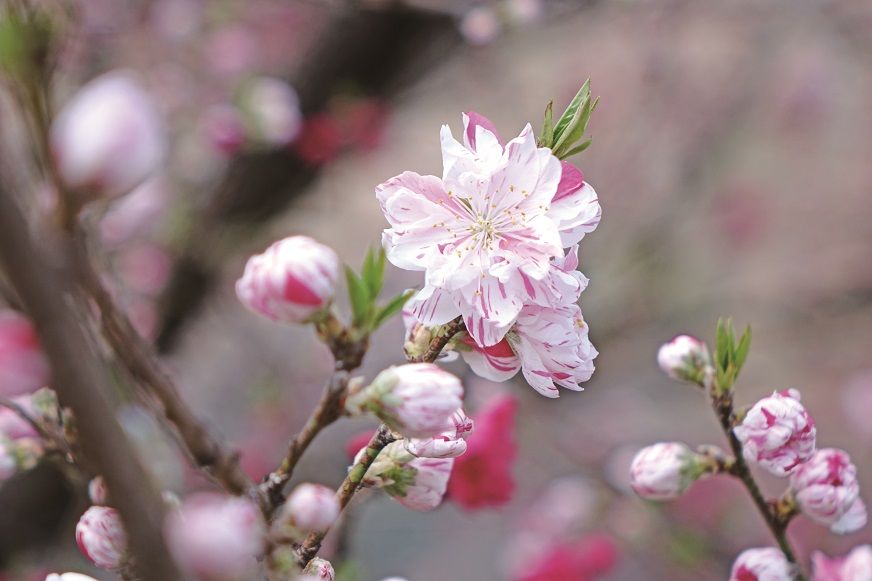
155 7 459 352
0 182 182 581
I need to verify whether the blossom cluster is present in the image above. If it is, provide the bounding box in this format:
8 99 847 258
382 112 601 397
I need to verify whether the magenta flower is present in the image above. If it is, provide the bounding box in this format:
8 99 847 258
790 448 863 532
236 236 340 324
448 394 518 510
812 544 872 581
75 506 127 570
378 112 599 347
729 547 794 581
164 493 265 580
733 389 816 477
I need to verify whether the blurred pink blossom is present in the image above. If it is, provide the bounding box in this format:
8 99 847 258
240 77 302 147
281 483 340 534
295 114 344 166
459 6 501 47
201 105 247 156
0 310 49 397
448 394 518 510
812 544 872 581
516 534 618 581
729 547 793 581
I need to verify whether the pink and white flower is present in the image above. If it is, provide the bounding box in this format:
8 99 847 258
51 71 166 199
75 506 127 570
812 544 872 581
733 389 816 477
281 483 340 533
657 335 709 382
345 363 464 438
0 310 49 398
790 448 862 531
378 112 599 347
830 497 867 535
729 547 794 581
236 236 340 324
45 574 99 581
363 441 454 512
405 408 474 459
629 442 700 501
164 493 265 580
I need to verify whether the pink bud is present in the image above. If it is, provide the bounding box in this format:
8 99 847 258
282 483 340 533
733 389 816 477
51 71 166 199
812 544 872 581
830 498 867 535
629 442 699 501
88 476 109 505
398 455 455 512
240 77 302 147
45 574 99 581
302 557 335 580
729 547 794 581
236 236 340 324
404 408 473 459
790 448 861 529
0 310 49 397
75 506 127 570
657 335 709 381
345 363 464 438
165 493 265 580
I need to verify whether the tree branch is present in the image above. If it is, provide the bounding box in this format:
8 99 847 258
0 183 183 580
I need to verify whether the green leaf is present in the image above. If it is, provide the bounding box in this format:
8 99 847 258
373 289 414 330
558 138 593 159
361 246 386 301
552 79 590 143
345 266 371 327
715 318 729 372
553 95 598 158
735 325 752 371
539 101 554 147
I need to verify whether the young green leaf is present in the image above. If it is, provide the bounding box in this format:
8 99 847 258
552 79 591 143
345 266 371 327
735 326 752 371
373 289 414 330
553 95 598 157
557 138 593 160
539 101 554 148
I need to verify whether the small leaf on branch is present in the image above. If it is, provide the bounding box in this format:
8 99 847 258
345 266 370 327
539 100 554 147
374 289 413 330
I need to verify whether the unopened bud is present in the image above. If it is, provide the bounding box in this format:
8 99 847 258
75 506 127 570
364 441 454 512
656 335 709 383
812 544 872 581
302 557 335 581
790 448 862 532
629 442 704 501
280 483 339 534
729 547 794 581
405 408 473 459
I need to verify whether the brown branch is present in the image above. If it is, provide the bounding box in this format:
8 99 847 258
711 390 804 578
68 225 258 503
406 316 464 363
0 185 182 580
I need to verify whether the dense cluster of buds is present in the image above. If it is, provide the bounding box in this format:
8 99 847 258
381 98 601 397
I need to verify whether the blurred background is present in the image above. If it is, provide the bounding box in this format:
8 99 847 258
1 0 871 579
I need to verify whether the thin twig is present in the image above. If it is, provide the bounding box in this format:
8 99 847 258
406 316 464 363
711 390 804 579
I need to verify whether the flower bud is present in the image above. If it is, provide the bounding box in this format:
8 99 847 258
729 547 794 581
830 498 867 536
302 557 335 581
75 506 127 570
656 335 709 382
790 448 861 529
51 71 166 199
345 363 464 438
165 493 265 580
812 544 872 581
88 476 109 506
280 483 339 534
45 574 99 581
629 442 703 501
404 408 473 459
733 389 816 477
236 236 340 324
0 310 49 397
364 441 454 512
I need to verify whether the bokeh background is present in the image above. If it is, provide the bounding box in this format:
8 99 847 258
1 0 872 579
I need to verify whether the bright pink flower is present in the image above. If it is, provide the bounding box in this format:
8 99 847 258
281 483 340 533
236 236 340 324
734 389 816 477
379 112 599 347
729 547 794 581
51 71 165 199
75 506 127 570
164 493 265 580
0 310 49 397
812 544 872 581
516 535 618 581
657 335 709 381
345 363 464 438
405 408 474 459
448 394 518 510
790 448 862 531
629 442 699 501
